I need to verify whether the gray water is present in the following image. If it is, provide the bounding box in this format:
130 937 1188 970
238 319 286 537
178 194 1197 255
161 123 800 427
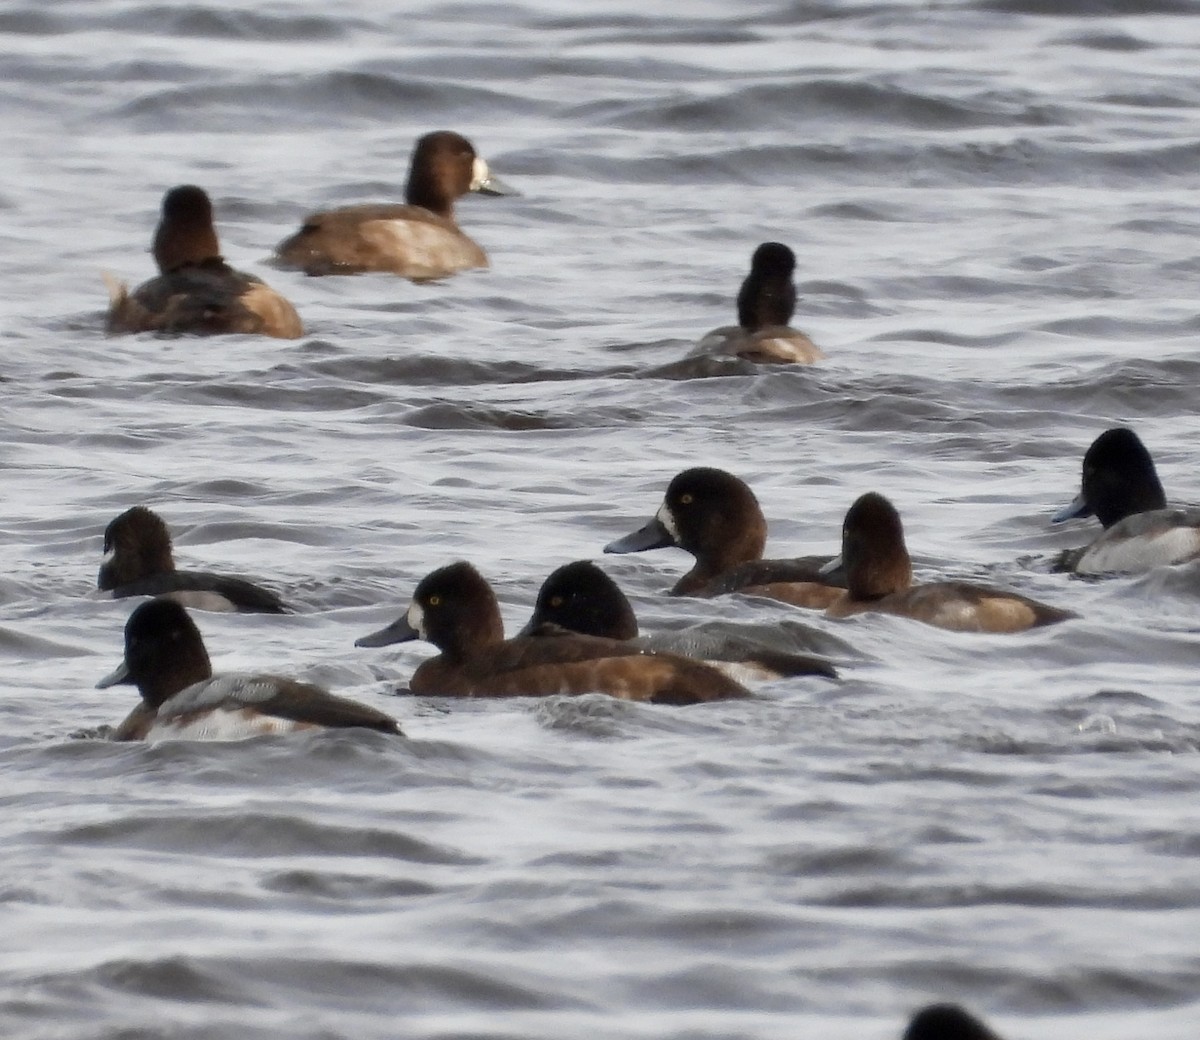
2 2 1200 1037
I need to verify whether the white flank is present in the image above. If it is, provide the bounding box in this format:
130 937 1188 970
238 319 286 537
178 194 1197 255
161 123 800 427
162 590 238 612
146 709 304 743
1078 527 1200 575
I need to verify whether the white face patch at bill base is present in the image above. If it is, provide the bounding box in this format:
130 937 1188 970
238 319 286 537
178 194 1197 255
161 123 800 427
469 157 491 191
101 547 115 565
407 602 427 640
655 503 680 543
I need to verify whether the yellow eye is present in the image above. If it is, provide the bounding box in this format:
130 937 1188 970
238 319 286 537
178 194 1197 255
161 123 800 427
680 493 693 505
428 595 441 607
550 595 563 607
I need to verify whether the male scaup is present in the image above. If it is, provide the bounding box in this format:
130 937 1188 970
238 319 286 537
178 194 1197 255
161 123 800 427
520 560 838 680
1052 426 1200 574
354 561 751 704
272 130 516 279
604 467 844 606
825 492 1074 632
98 599 401 741
98 506 289 614
106 185 303 339
694 243 823 364
904 1004 1003 1040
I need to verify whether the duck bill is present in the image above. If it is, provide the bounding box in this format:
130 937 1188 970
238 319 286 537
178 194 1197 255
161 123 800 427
817 553 844 578
96 660 132 689
604 516 675 554
354 615 419 648
1051 492 1092 524
474 173 518 197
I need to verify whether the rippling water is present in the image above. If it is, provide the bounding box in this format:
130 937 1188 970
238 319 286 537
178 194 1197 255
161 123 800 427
3 2 1200 1037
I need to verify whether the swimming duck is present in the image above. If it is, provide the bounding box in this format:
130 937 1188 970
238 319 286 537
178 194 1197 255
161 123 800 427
520 560 839 680
98 506 289 614
1052 426 1200 574
106 185 303 339
273 130 515 278
825 493 1074 632
98 599 401 741
903 1004 1004 1040
604 467 844 606
354 561 751 704
694 243 823 364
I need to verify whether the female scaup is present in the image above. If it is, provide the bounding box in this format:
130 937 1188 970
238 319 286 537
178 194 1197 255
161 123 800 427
354 561 751 704
1052 426 1200 574
98 599 401 741
604 467 844 606
272 130 516 279
98 506 289 614
825 492 1074 632
520 560 838 680
106 185 303 339
694 243 823 364
904 1004 1004 1040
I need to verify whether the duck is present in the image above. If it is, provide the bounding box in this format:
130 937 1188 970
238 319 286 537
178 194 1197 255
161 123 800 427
693 243 823 364
520 560 839 681
106 185 303 339
98 506 289 614
903 1004 1004 1040
1052 426 1200 574
98 599 401 741
825 492 1074 632
354 561 751 704
272 130 516 278
603 467 845 606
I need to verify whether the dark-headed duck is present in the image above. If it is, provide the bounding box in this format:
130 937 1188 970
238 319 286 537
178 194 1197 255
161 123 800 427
1052 426 1200 574
694 243 823 364
903 1004 1004 1040
826 492 1074 632
521 560 838 681
98 506 289 614
273 130 516 279
604 467 844 607
106 185 303 339
98 599 401 741
354 561 751 704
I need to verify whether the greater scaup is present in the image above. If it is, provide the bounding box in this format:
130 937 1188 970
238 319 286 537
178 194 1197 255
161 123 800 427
272 130 515 279
354 561 751 704
98 599 401 741
604 467 844 606
106 185 303 339
904 1004 1003 1040
98 506 289 614
520 560 839 680
825 492 1074 632
693 243 823 364
520 561 840 681
1052 426 1200 574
